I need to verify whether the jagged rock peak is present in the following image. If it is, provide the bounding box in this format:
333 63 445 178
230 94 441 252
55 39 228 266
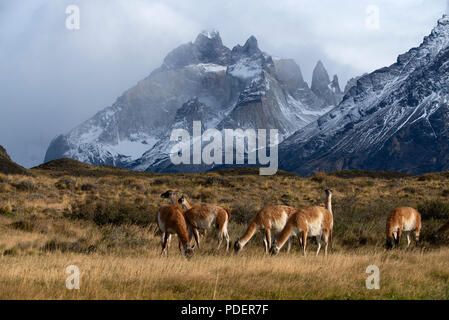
273 58 307 89
312 60 330 85
232 35 261 57
194 30 223 46
311 60 340 106
198 30 220 40
162 30 230 69
418 15 449 56
330 75 342 94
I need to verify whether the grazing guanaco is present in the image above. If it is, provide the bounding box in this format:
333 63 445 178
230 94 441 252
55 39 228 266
157 204 194 257
271 189 334 256
234 205 297 254
178 195 231 251
158 190 183 253
386 207 421 249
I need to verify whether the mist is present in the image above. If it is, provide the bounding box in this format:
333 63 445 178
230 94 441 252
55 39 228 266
0 0 447 167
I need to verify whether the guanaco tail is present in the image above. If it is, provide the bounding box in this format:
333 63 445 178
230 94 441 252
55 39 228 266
386 207 421 249
234 205 297 254
271 189 334 256
178 194 231 251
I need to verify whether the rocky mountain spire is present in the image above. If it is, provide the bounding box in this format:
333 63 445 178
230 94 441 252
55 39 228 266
162 30 231 69
311 61 330 88
311 61 340 106
330 75 341 94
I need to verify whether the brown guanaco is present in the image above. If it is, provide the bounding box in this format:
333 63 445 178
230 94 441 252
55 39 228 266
178 195 231 251
386 207 421 249
234 205 297 254
271 189 334 256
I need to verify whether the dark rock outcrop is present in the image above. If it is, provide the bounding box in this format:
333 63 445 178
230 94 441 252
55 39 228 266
0 145 29 175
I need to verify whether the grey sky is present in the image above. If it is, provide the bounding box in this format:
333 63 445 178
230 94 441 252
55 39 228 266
0 0 447 167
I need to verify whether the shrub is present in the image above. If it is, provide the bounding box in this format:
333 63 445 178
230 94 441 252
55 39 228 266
41 238 96 253
10 220 35 232
231 201 256 224
310 173 326 183
151 178 170 185
417 200 449 221
0 183 10 193
81 183 95 191
55 178 77 190
3 247 18 256
0 204 13 215
199 176 232 187
68 197 155 227
14 180 36 192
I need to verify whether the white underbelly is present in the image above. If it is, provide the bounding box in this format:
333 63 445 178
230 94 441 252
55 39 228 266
271 213 288 232
157 212 165 232
403 216 416 232
307 217 323 237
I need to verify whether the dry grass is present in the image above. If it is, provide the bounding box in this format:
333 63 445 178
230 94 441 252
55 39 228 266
1 166 449 299
0 249 448 299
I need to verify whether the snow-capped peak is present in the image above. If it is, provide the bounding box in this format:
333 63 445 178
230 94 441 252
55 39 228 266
200 29 220 39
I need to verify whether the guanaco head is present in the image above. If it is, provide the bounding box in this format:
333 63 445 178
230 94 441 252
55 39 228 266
325 189 333 197
160 190 179 199
270 240 280 256
177 194 189 209
233 237 242 253
183 243 195 258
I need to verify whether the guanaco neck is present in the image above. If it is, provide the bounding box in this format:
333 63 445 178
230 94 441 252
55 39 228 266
169 194 178 206
275 221 293 250
326 193 333 215
238 220 258 246
183 199 192 210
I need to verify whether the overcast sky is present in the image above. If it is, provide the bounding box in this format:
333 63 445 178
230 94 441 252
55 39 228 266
0 0 447 168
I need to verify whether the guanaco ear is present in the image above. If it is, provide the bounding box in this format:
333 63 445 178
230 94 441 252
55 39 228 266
191 244 195 249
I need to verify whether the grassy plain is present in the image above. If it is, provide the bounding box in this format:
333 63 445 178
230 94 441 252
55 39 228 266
1 160 449 299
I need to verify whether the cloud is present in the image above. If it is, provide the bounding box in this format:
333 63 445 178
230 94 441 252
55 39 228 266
0 0 447 167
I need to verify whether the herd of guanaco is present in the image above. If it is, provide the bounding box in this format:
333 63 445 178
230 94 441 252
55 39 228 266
156 189 447 257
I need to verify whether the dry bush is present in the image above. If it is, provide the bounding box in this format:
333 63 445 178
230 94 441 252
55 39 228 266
0 203 13 214
418 200 449 221
13 180 37 192
68 197 155 227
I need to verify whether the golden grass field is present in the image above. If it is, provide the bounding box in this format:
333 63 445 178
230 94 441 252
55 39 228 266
1 161 449 299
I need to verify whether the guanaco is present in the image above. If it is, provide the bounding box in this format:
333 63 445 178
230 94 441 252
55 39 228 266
178 195 231 251
271 189 334 256
234 205 297 254
157 204 194 257
158 190 183 253
386 207 421 249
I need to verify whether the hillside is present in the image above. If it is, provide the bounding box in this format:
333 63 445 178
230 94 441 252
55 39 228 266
0 145 29 175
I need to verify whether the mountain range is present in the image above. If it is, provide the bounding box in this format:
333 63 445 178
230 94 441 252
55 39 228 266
45 16 449 175
279 15 449 175
44 31 341 172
